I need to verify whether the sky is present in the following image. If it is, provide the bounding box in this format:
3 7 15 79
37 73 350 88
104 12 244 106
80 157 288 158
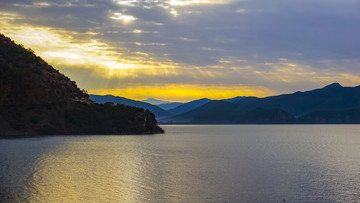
1 0 360 102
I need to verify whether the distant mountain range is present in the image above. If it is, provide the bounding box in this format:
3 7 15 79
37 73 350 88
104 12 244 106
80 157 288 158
90 96 213 119
163 83 360 124
91 83 360 124
142 98 168 105
89 95 172 119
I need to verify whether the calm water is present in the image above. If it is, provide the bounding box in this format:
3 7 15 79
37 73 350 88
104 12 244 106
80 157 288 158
0 125 359 203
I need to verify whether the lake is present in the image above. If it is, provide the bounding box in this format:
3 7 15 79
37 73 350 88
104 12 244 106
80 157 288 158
0 125 359 202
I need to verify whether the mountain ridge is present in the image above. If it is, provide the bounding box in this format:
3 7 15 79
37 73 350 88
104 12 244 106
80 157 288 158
161 83 360 124
90 82 360 124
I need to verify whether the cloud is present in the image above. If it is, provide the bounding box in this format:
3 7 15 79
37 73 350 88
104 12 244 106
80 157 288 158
168 0 234 6
110 12 137 23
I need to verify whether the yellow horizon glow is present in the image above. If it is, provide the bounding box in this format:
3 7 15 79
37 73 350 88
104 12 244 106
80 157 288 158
88 84 275 102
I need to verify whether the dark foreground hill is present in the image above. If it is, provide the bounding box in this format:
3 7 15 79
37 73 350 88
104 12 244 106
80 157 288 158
0 34 163 136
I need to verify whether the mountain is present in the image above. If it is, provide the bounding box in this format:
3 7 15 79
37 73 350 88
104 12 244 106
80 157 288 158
157 102 183 111
90 95 172 119
232 82 360 116
163 100 296 124
168 98 212 115
163 83 360 124
0 37 87 104
0 34 163 135
142 98 168 105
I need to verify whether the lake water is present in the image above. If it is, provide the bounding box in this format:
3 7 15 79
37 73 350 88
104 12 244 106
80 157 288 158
0 125 359 202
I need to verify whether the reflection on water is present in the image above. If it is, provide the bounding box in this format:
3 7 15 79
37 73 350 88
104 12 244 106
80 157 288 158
1 125 360 202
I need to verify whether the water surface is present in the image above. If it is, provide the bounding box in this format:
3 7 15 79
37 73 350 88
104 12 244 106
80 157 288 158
1 125 359 202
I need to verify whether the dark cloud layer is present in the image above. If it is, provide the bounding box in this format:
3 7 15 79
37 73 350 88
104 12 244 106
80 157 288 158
3 0 359 65
1 0 360 100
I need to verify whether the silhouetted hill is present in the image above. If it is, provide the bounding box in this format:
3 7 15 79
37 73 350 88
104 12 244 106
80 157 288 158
0 34 163 135
0 35 88 104
163 101 295 124
89 95 172 119
168 98 212 115
163 83 360 124
233 83 360 116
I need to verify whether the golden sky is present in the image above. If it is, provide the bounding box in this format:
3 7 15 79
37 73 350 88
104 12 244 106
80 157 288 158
1 0 360 102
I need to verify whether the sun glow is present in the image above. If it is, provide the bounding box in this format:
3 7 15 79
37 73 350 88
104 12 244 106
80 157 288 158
89 84 275 102
0 20 150 74
110 12 136 23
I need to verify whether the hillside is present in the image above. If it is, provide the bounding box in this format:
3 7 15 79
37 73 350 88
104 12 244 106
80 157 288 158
0 35 87 104
0 34 163 135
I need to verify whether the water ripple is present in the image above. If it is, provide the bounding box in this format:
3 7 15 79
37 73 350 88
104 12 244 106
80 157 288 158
0 125 359 202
